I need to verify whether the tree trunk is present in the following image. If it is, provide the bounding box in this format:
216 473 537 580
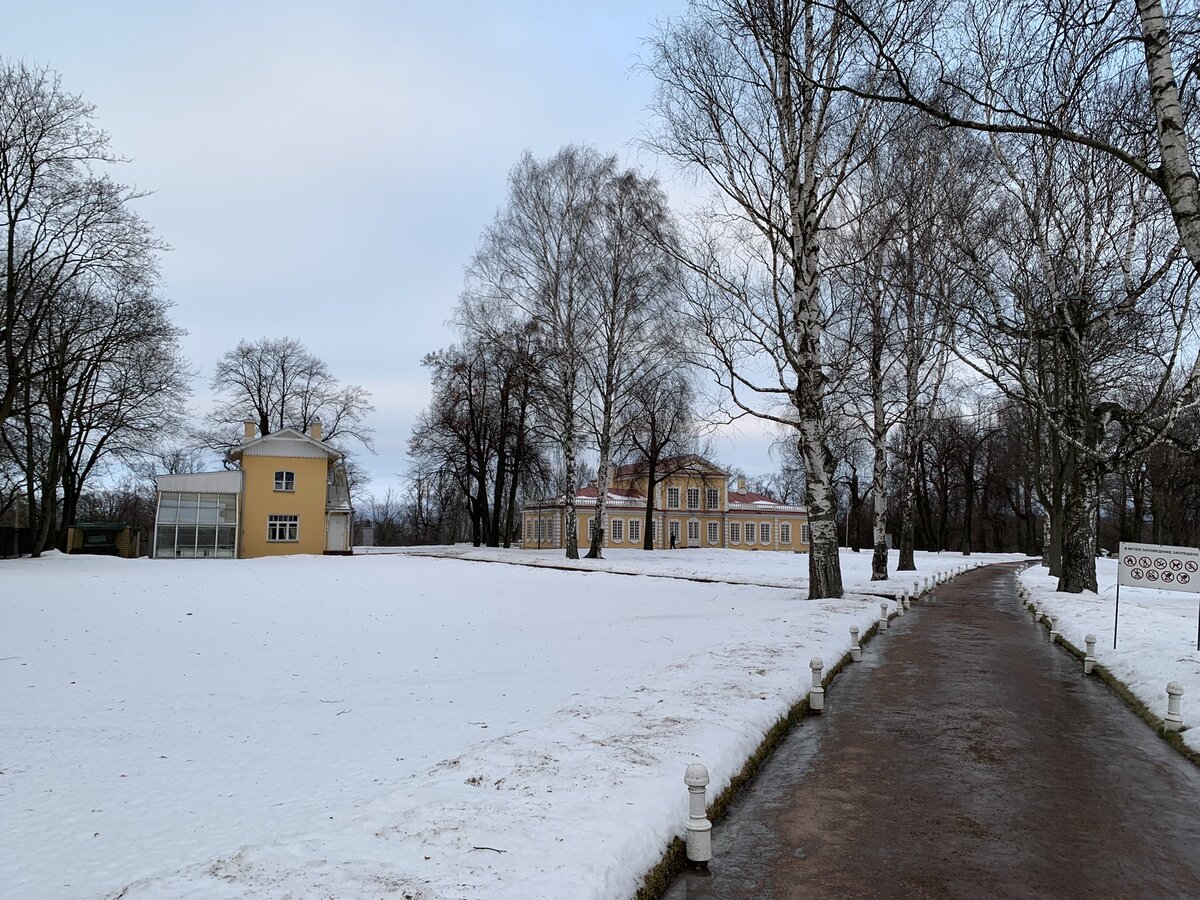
643 453 658 550
586 402 614 559
1057 461 1099 593
870 428 888 581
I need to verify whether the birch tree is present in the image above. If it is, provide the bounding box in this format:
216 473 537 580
469 147 606 559
646 0 897 598
581 168 678 558
834 0 1200 284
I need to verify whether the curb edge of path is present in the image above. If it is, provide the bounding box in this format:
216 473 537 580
1032 609 1200 770
634 590 908 900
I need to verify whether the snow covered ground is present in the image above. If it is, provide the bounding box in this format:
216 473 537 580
1018 559 1200 752
3 548 1018 899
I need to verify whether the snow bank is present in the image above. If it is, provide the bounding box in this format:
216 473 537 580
1018 559 1200 752
2 549 1017 898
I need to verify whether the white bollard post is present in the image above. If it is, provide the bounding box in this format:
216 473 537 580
913 580 921 598
879 601 889 631
849 625 862 662
895 593 906 616
684 763 712 867
1083 634 1096 675
1047 616 1059 643
809 657 825 713
902 591 911 610
1165 683 1185 732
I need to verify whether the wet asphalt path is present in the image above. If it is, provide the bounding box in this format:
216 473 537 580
664 563 1200 899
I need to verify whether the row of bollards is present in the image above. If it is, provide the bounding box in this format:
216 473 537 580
683 562 986 867
1019 581 1187 734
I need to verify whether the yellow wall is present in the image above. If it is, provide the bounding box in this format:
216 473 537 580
240 455 329 557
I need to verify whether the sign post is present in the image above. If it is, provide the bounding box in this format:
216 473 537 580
1116 542 1200 650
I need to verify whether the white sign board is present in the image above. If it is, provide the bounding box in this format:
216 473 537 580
1118 542 1200 594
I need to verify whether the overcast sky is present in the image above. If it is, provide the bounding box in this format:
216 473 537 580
12 1 782 492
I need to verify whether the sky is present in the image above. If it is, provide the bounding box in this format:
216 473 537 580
10 1 783 493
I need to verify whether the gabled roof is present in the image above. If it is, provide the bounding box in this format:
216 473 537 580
227 427 342 462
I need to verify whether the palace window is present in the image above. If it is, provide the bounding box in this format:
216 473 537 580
801 524 812 544
669 521 680 543
267 514 299 542
629 519 641 543
729 522 741 543
687 520 700 541
687 488 700 509
780 523 792 544
760 523 771 544
745 522 756 544
707 521 719 544
274 470 295 492
667 486 680 508
706 488 720 509
611 519 624 542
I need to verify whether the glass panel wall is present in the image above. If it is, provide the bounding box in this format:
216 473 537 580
156 491 238 558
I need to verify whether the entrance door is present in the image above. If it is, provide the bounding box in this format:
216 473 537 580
326 514 347 552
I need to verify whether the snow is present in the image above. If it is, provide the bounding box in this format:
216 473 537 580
3 548 1018 899
1018 559 1200 752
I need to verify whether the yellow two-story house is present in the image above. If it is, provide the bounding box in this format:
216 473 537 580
152 420 352 559
522 454 810 552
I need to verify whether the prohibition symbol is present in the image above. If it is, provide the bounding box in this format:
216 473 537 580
1140 557 1153 568
1181 573 1193 585
1163 572 1176 583
1154 557 1168 569
1131 569 1144 580
1170 559 1184 571
1187 561 1199 573
1147 570 1160 582
1124 555 1137 567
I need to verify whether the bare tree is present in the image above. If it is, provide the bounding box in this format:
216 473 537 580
580 167 679 558
624 369 698 549
1 61 163 429
832 1 1200 285
646 0 900 597
468 147 608 559
202 337 374 455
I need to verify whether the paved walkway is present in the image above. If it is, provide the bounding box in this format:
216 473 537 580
665 563 1200 899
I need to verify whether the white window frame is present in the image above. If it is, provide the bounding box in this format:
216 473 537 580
267 514 299 542
729 521 741 544
745 521 756 545
686 487 700 509
611 519 624 542
801 524 812 544
629 519 641 544
667 486 680 509
760 523 771 544
274 470 296 492
687 520 700 542
707 521 719 544
780 523 792 544
706 487 720 509
669 521 680 543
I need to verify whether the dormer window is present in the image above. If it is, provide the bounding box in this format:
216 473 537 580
274 470 295 492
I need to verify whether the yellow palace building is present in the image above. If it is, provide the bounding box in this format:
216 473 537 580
152 420 352 559
522 455 810 552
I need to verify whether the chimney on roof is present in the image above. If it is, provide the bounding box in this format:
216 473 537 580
737 476 746 493
243 418 257 442
309 418 322 441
